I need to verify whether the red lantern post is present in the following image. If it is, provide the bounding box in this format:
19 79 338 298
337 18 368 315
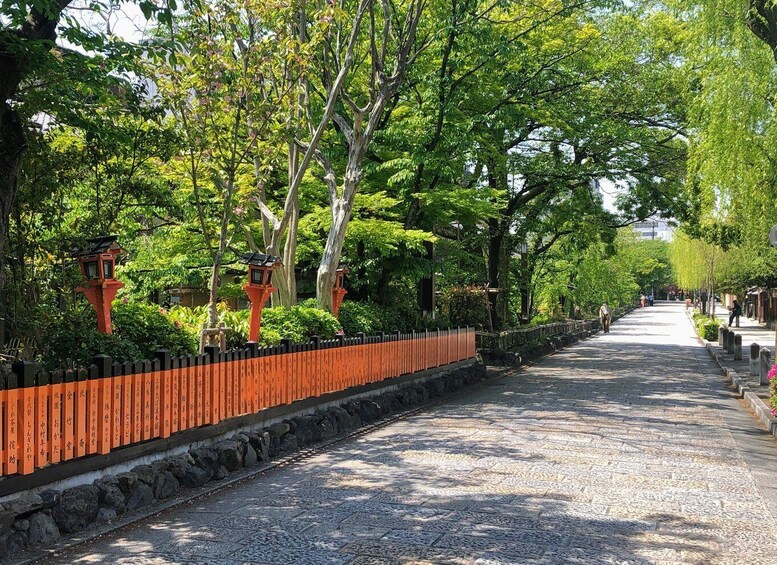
74 236 124 334
241 253 279 342
332 266 348 318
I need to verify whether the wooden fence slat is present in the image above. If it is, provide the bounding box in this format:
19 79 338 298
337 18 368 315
48 372 63 464
86 367 99 455
63 371 76 461
35 372 49 469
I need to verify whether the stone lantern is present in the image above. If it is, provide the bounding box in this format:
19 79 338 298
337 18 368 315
74 236 124 334
332 266 348 318
241 252 279 342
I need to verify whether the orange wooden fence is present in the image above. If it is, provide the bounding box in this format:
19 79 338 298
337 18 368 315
0 327 475 477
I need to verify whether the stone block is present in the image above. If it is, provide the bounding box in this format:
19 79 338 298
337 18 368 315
760 348 772 387
52 485 99 534
5 495 43 519
126 483 153 510
152 471 179 500
750 343 761 376
734 334 743 361
27 513 59 545
215 440 243 472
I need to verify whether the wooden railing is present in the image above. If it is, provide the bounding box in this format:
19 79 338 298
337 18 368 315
0 327 475 478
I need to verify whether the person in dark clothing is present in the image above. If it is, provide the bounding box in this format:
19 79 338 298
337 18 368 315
729 300 742 328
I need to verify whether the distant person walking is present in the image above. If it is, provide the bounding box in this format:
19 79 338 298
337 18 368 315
729 300 742 328
648 293 654 306
599 302 612 333
640 293 646 308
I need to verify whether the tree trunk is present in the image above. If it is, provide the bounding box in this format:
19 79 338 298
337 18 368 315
206 175 235 335
520 253 531 323
316 200 351 312
0 75 26 299
486 219 503 331
1 4 72 300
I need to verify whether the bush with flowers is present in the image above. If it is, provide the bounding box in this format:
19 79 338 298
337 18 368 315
769 364 777 417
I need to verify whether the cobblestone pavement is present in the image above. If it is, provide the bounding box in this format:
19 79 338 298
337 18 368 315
41 303 777 564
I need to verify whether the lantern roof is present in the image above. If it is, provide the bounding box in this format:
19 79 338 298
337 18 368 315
240 252 278 267
72 236 123 257
336 265 349 274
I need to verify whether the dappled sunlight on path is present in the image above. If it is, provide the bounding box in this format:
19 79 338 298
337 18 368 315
41 302 777 564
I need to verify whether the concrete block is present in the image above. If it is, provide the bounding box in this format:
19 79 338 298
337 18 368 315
734 335 742 361
726 330 737 353
759 348 772 387
750 343 760 376
718 326 725 346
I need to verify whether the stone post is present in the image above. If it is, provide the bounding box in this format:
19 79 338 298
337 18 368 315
726 330 735 355
759 348 772 387
734 335 742 361
721 328 730 352
750 343 760 376
718 326 725 346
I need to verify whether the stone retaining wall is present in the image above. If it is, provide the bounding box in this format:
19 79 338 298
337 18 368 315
0 363 487 561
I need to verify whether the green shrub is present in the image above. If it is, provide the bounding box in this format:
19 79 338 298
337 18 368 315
169 303 340 346
113 301 198 358
262 305 341 343
695 317 721 341
440 286 490 329
335 299 451 335
40 306 143 370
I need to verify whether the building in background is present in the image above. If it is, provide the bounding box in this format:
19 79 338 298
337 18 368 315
633 219 672 241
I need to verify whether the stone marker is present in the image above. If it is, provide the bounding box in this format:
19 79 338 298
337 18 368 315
759 348 772 387
750 343 760 376
734 334 742 361
721 328 730 352
726 330 735 355
719 326 726 346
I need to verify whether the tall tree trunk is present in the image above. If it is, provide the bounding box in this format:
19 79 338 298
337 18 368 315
486 218 503 331
1 5 70 297
316 196 352 311
206 175 235 333
0 64 27 300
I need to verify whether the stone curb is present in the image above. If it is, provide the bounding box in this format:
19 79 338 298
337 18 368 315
687 310 777 438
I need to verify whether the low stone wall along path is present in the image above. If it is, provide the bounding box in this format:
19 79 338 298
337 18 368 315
37 302 777 564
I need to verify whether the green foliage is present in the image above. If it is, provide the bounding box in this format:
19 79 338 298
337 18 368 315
41 307 141 370
168 303 340 346
335 299 450 335
439 287 491 331
261 306 341 343
695 316 721 341
112 301 197 359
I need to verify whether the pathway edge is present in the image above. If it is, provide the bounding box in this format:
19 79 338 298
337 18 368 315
689 310 777 438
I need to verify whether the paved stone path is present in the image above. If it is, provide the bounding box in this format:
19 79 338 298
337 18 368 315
39 303 777 564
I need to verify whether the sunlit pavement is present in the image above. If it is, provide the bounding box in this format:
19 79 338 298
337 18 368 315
38 302 777 564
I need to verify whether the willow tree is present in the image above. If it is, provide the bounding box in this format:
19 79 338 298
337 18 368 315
676 0 777 289
669 230 725 316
